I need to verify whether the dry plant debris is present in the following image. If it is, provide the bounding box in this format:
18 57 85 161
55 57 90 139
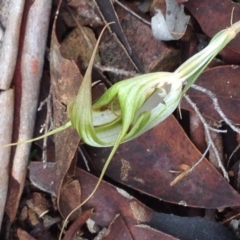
1 0 240 239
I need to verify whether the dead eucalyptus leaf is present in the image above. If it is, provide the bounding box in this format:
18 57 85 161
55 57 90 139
151 0 190 41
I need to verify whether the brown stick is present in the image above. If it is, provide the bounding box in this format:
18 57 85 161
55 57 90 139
0 89 14 229
5 0 52 222
0 0 25 90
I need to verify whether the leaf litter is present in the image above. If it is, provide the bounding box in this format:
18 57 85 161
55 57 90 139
2 0 240 239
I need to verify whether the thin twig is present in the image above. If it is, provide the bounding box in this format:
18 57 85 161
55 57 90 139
170 144 210 186
207 127 227 133
171 93 230 186
42 90 53 164
113 0 151 26
191 84 240 134
188 83 240 174
205 118 224 171
78 146 90 171
185 95 229 181
95 63 138 77
228 144 240 168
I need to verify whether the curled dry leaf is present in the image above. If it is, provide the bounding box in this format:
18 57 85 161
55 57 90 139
151 0 190 41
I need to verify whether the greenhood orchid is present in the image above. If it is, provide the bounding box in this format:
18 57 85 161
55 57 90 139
8 21 240 150
68 21 240 149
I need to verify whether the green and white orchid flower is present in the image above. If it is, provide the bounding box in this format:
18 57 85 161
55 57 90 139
9 21 240 150
69 21 240 148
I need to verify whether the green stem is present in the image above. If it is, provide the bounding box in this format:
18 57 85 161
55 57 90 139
2 121 72 147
